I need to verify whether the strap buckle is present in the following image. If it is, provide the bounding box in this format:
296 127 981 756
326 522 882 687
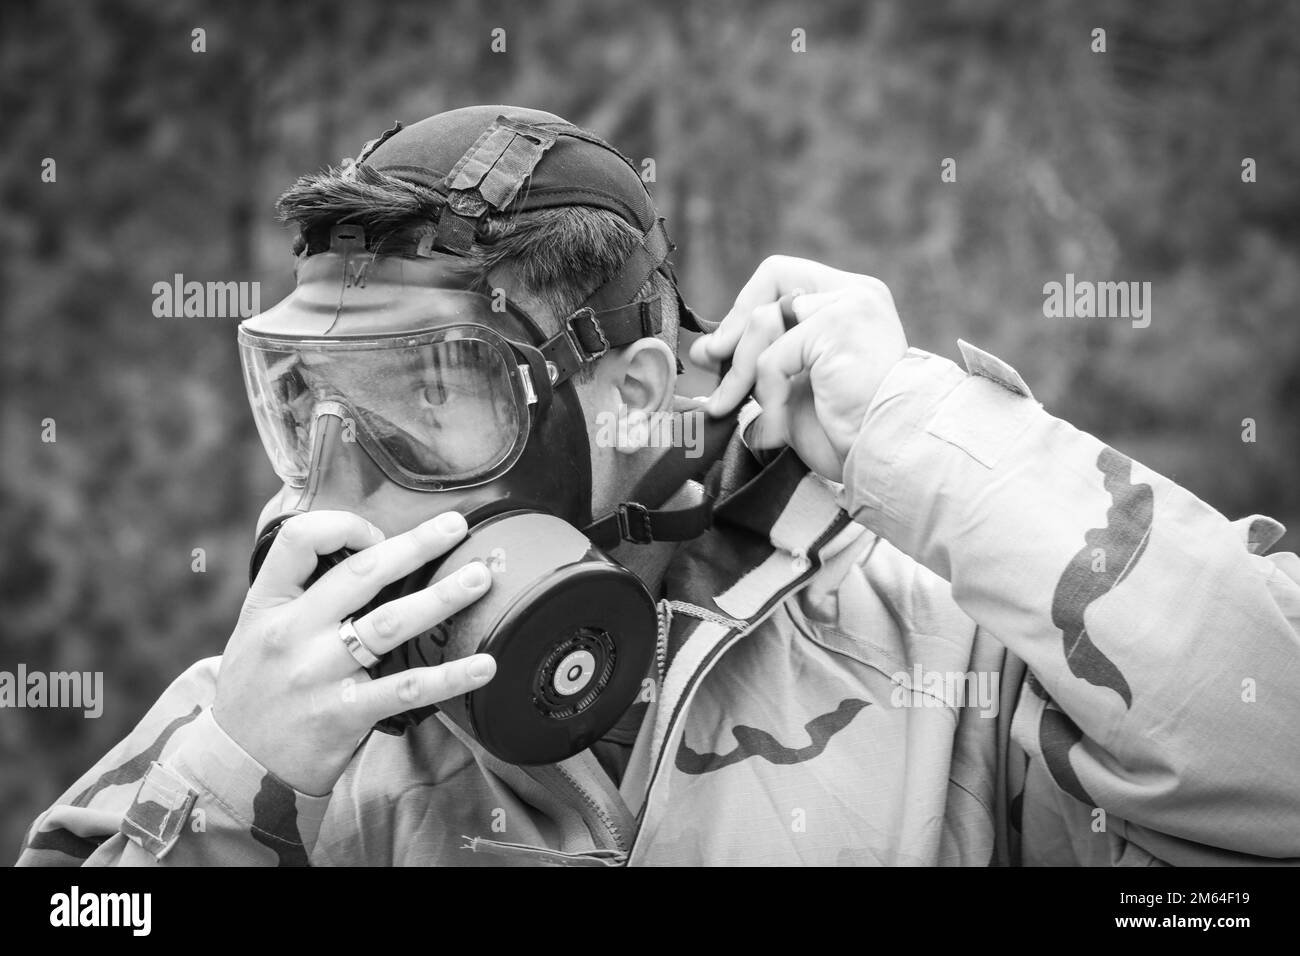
616 502 654 544
566 307 609 360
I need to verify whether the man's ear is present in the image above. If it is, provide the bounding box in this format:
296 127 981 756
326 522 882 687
603 338 677 455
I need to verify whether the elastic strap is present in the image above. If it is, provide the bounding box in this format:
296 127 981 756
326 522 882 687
582 391 739 548
582 294 801 547
584 498 716 549
540 219 678 385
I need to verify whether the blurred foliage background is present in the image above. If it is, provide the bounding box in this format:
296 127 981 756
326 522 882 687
1 0 1297 863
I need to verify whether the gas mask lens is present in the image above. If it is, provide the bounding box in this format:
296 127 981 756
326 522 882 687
238 326 533 491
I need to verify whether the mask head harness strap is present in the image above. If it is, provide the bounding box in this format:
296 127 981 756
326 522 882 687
583 293 799 548
357 112 701 385
353 109 719 545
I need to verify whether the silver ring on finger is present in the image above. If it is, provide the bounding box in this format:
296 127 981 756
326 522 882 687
338 618 380 669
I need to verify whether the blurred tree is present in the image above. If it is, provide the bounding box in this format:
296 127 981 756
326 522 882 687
1 0 1296 861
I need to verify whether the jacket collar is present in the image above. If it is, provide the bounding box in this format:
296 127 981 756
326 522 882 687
661 432 865 666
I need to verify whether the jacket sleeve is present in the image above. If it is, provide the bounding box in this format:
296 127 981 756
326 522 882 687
837 340 1300 864
16 656 331 866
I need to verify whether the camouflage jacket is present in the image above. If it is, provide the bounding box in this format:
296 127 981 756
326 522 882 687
18 343 1300 866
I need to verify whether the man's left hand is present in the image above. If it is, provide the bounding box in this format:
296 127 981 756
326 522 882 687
689 255 908 482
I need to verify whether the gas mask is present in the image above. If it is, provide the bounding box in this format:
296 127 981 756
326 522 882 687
240 108 732 765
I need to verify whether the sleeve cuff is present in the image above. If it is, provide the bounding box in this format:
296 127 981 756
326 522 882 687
121 708 331 863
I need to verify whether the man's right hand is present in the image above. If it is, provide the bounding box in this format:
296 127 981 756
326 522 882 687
213 509 496 797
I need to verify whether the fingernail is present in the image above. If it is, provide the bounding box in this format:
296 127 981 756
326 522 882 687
458 562 489 588
468 654 496 681
433 511 467 535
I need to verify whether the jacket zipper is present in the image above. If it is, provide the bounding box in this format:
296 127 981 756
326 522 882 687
626 512 856 863
553 762 627 854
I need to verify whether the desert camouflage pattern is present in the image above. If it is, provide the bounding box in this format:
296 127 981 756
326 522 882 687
19 343 1300 866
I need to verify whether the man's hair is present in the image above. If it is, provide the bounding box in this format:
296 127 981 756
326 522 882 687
275 164 679 383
